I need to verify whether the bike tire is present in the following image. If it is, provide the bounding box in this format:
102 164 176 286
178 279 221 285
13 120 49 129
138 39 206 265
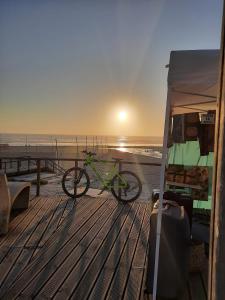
111 171 142 203
62 167 90 198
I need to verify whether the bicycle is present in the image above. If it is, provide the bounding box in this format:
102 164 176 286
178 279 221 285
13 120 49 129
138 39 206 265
61 150 142 203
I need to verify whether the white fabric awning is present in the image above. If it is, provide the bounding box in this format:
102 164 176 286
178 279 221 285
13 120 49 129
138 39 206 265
168 50 220 114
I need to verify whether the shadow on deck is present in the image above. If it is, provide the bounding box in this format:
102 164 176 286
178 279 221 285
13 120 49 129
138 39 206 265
0 195 207 299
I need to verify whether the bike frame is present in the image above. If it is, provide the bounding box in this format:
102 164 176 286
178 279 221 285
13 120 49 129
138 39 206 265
83 154 127 190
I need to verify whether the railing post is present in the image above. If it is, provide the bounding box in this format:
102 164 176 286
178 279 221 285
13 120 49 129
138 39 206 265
0 159 2 170
118 161 122 172
74 160 78 199
118 161 122 199
17 160 20 173
36 159 41 196
4 161 7 173
28 159 30 171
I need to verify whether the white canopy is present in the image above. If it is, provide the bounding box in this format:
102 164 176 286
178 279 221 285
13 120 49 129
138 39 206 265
152 49 220 299
168 49 220 114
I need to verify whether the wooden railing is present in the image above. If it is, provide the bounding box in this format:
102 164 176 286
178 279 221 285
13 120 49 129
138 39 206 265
0 157 36 173
0 157 50 176
0 156 161 197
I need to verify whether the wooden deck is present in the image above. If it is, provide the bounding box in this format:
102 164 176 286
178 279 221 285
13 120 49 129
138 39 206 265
0 195 207 299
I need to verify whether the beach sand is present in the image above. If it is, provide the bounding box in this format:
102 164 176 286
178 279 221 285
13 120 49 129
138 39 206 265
1 145 161 201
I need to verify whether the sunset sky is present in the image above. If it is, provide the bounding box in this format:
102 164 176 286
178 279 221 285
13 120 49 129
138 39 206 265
0 0 223 136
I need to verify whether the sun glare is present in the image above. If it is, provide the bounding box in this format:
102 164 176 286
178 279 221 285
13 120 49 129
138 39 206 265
118 111 127 122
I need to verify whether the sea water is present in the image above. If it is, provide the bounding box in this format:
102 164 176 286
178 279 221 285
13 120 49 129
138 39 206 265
0 133 162 158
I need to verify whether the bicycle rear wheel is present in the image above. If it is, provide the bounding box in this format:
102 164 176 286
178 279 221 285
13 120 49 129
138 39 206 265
62 167 90 198
111 171 142 203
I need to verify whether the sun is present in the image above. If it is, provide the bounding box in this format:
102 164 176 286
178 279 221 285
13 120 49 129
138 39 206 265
118 111 127 122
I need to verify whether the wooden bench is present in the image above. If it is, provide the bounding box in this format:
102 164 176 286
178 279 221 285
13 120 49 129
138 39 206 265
0 171 31 235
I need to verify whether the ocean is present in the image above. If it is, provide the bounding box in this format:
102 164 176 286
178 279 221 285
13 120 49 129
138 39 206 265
0 133 162 147
0 133 163 158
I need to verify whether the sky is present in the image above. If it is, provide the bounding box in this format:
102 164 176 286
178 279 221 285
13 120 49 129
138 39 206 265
0 0 223 136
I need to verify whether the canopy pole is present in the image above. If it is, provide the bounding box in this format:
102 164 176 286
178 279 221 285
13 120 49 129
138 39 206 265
209 1 225 298
152 91 171 300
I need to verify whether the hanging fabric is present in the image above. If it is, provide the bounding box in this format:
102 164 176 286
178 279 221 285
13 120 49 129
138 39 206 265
199 110 216 156
184 113 200 141
172 115 185 143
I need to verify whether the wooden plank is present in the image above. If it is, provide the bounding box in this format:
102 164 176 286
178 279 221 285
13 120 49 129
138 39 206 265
6 196 57 248
0 196 68 292
30 196 84 258
122 205 150 300
30 195 73 257
0 199 153 300
0 196 50 261
0 197 102 278
57 196 78 227
25 196 62 248
0 197 108 299
100 205 148 300
138 206 152 300
60 203 139 300
34 196 93 247
0 197 112 296
5 198 113 298
31 200 119 299
31 196 105 258
0 194 86 282
138 247 149 300
0 196 44 248
0 195 99 293
8 197 40 231
0 196 57 289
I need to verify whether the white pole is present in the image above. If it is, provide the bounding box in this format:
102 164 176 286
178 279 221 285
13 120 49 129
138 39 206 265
209 4 225 297
152 91 171 300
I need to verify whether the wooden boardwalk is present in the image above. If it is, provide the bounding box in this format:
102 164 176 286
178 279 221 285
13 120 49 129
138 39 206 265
0 195 207 299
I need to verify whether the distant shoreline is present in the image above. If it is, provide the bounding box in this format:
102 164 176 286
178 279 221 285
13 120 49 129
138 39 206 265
0 133 163 147
0 144 162 161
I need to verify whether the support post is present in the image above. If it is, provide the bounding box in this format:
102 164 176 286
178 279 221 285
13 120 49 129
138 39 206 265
209 2 225 299
17 160 20 173
118 161 122 199
152 91 171 300
36 159 41 196
74 160 78 199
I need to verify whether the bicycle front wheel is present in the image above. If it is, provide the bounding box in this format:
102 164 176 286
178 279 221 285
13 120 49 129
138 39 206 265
111 171 142 203
62 167 90 198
